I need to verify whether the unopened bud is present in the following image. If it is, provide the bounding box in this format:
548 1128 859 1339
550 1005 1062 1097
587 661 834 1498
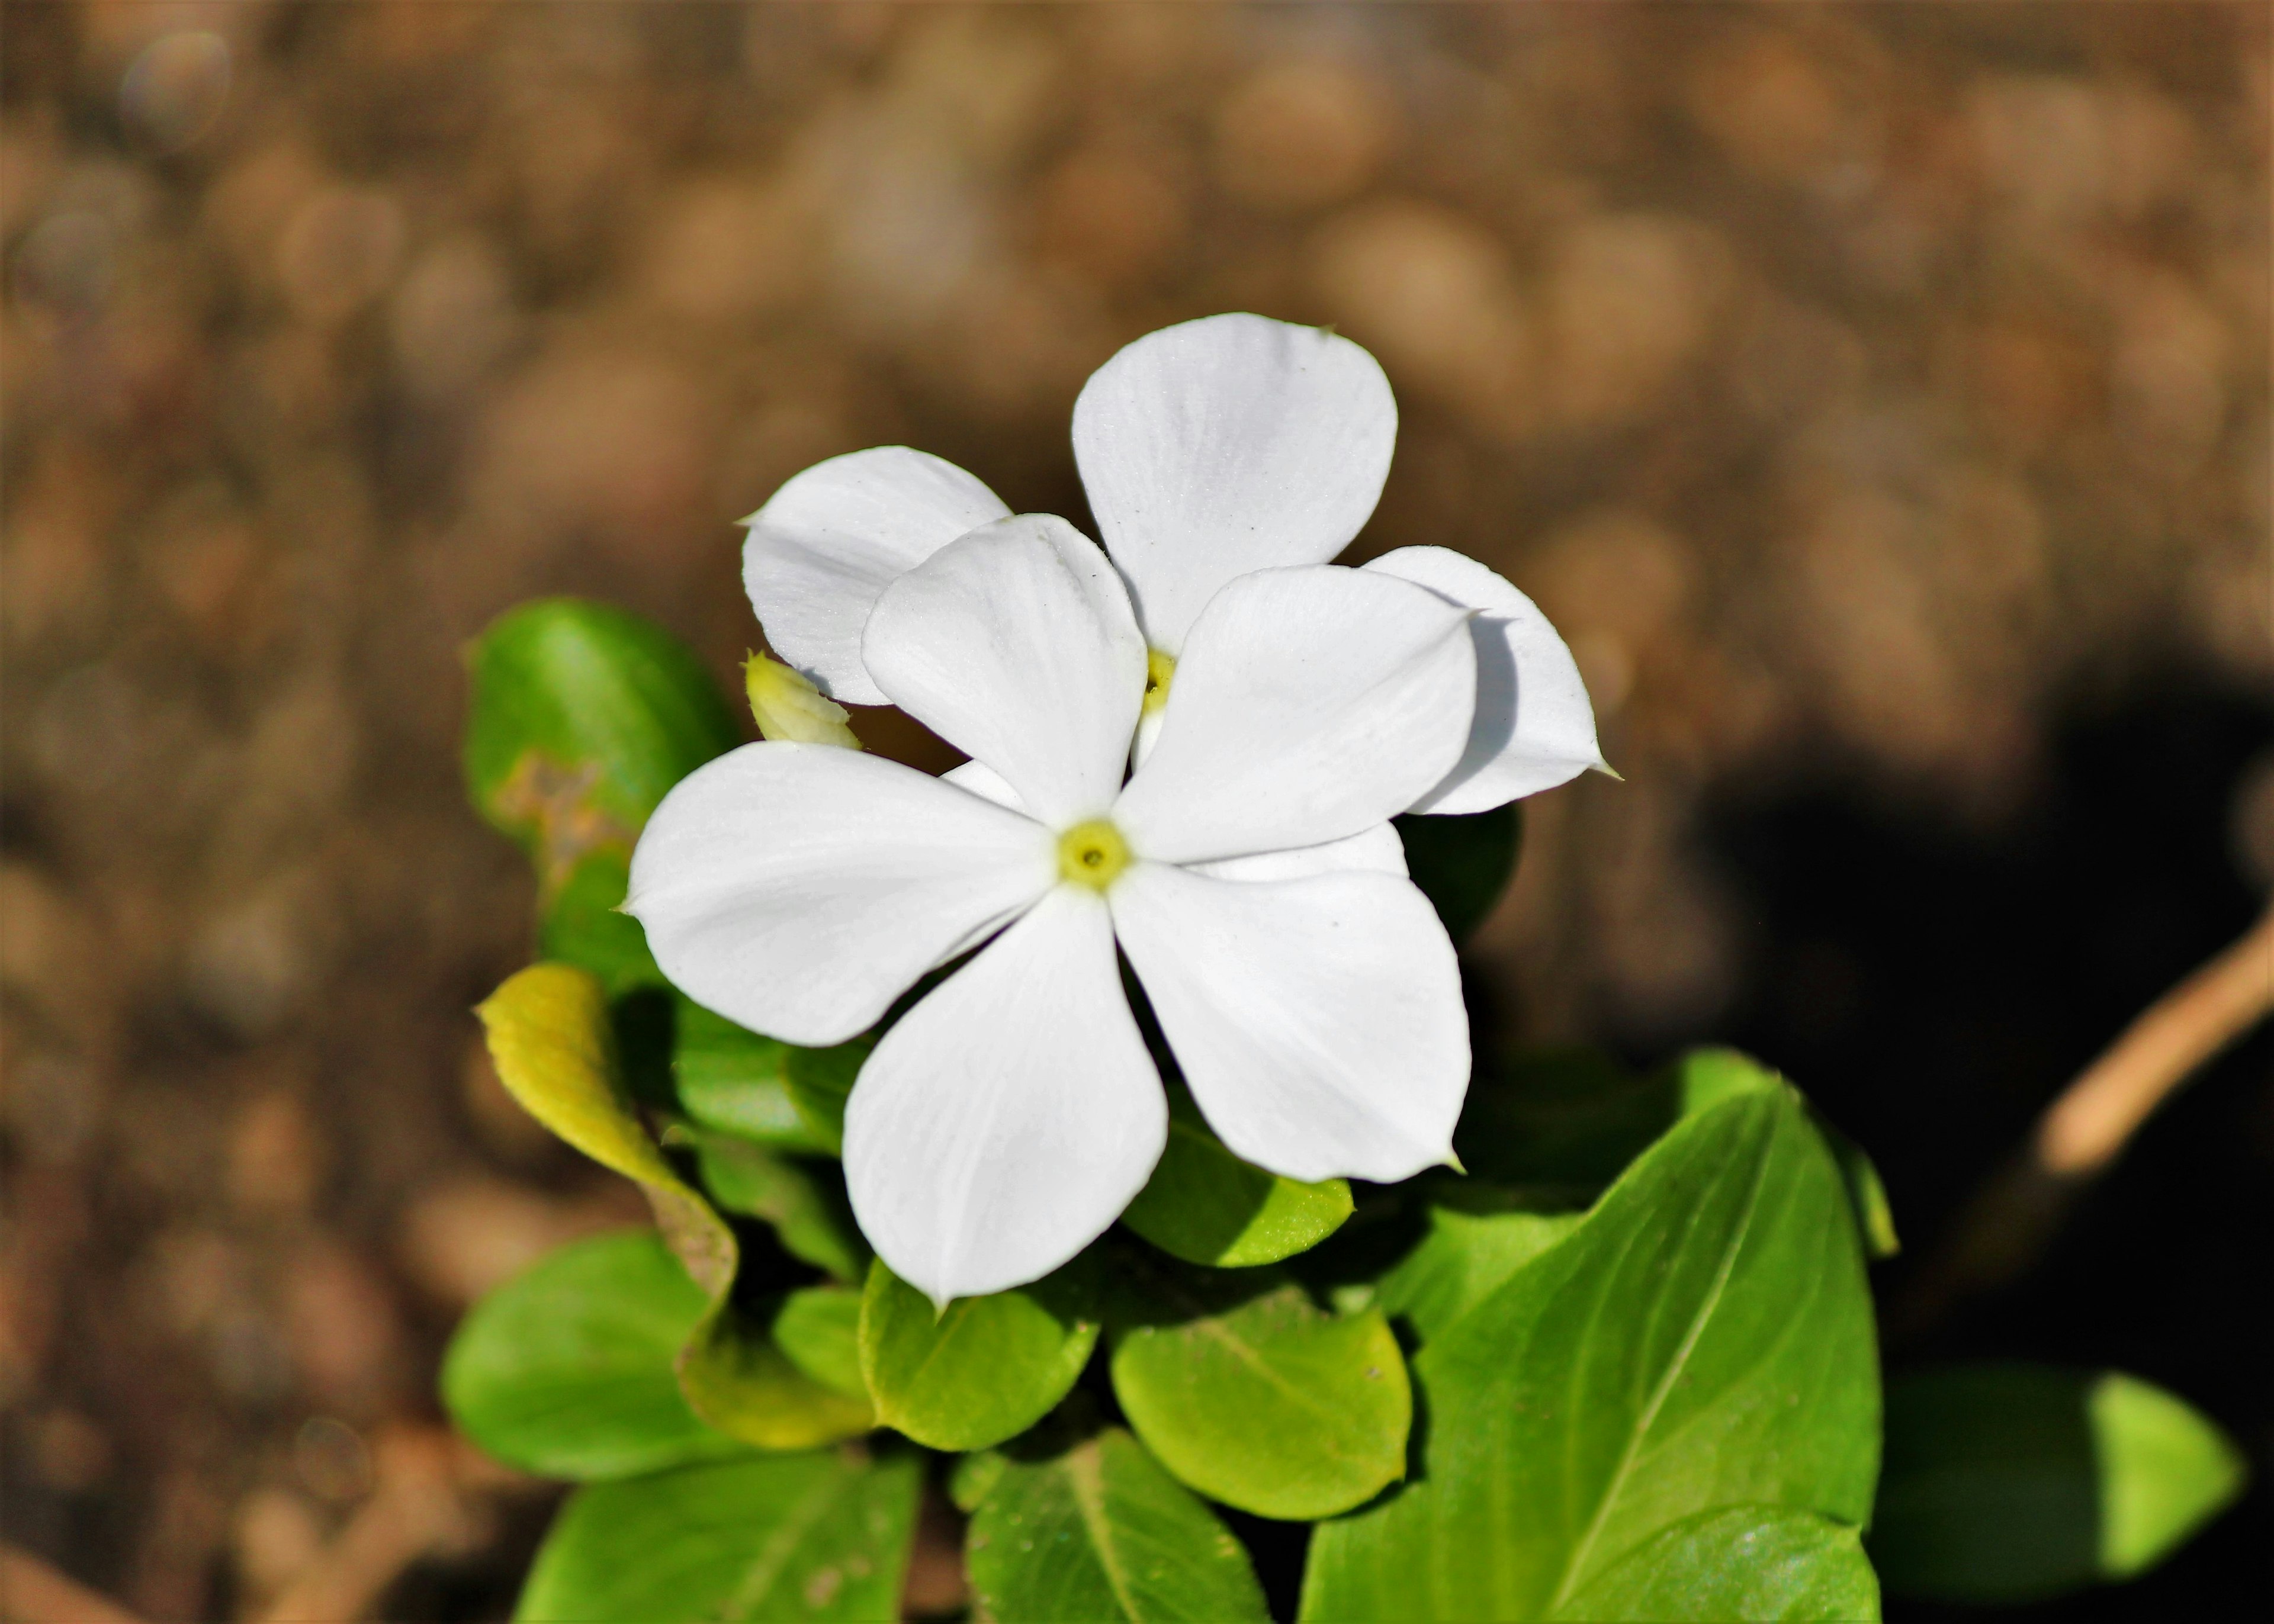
745 653 862 749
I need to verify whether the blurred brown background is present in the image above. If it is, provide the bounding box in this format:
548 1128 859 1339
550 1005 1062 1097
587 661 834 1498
2 4 2268 1620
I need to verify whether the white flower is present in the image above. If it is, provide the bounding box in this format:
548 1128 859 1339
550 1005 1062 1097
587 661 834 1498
743 311 1605 817
628 516 1478 1304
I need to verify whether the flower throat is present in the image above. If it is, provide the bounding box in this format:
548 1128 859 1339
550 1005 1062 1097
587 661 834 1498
1057 819 1132 890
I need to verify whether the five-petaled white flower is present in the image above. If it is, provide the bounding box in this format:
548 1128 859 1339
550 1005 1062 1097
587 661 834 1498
627 314 1602 1304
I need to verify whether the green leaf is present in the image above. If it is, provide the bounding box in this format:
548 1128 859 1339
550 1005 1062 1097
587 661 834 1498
1301 1086 1880 1621
1108 1259 1411 1520
538 849 660 994
679 1307 876 1451
441 1230 741 1480
1457 1046 1898 1262
476 964 870 1452
1671 1049 1898 1259
465 600 741 992
1871 1362 2247 1604
858 1258 1100 1452
1120 1089 1351 1268
2093 1372 2247 1576
963 1427 1270 1623
772 1287 870 1403
1549 1506 1879 1622
785 1037 869 1153
949 1449 1009 1513
1394 803 1520 941
675 1002 836 1152
465 599 743 831
517 1449 920 1623
694 1136 868 1282
1667 1045 1782 1114
1373 1195 1584 1348
1808 1112 1899 1260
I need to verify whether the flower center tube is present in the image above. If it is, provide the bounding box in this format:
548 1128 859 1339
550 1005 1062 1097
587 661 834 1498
1142 648 1177 715
1057 818 1132 890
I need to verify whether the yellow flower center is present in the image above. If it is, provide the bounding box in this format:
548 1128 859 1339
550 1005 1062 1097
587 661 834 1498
1057 819 1132 890
1142 648 1177 716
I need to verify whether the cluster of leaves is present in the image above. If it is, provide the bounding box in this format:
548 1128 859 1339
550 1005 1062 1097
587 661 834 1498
446 602 2245 1622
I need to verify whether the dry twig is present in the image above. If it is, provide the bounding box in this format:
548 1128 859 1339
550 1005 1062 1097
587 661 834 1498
253 1427 513 1624
1893 898 2274 1340
0 1545 150 1624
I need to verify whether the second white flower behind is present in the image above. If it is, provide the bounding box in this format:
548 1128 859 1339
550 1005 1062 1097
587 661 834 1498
628 517 1478 1305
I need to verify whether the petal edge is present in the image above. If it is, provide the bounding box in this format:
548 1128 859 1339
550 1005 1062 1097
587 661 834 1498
1074 314 1396 654
742 447 1009 705
1112 863 1468 1184
626 743 1054 1046
844 886 1165 1303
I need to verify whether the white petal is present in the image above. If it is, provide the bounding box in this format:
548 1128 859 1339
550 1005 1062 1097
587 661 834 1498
1187 822 1407 883
865 516 1146 828
844 886 1166 1304
1364 546 1604 812
1073 314 1397 654
941 758 1027 812
1129 706 1166 771
1113 567 1475 864
625 743 1054 1046
1112 863 1468 1184
742 448 1010 706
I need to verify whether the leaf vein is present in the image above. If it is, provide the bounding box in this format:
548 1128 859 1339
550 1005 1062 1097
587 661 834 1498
1546 1111 1778 1613
719 1460 855 1622
1067 1439 1145 1621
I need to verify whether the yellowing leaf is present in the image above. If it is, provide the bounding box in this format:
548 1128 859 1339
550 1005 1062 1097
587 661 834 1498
475 963 871 1450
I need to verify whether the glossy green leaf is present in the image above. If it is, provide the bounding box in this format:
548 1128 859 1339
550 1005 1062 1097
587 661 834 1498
675 1001 834 1152
1550 1506 1878 1622
465 599 743 831
476 964 870 1452
785 1038 869 1153
465 600 740 992
1394 803 1520 941
695 1136 868 1282
772 1287 870 1404
1301 1086 1880 1621
1373 1196 1583 1348
441 1230 740 1480
517 1449 920 1623
1871 1363 2247 1604
1109 1260 1411 1520
1671 1049 1898 1259
859 1259 1099 1452
963 1427 1270 1623
1120 1090 1351 1268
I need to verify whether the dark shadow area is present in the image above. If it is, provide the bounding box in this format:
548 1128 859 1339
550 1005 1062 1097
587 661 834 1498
1219 1504 1312 1624
371 1488 563 1624
1870 1363 2104 1605
1692 668 2273 1619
